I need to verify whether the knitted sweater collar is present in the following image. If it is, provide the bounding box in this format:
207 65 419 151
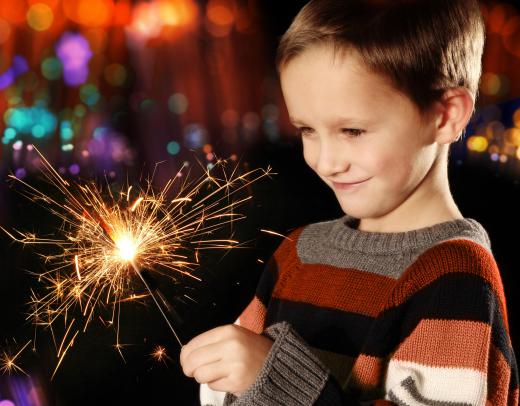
327 213 491 254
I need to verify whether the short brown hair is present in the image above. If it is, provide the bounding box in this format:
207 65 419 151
276 0 486 113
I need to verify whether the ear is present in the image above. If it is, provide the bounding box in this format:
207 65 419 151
433 88 475 144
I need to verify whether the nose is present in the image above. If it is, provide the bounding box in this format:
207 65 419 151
313 137 350 177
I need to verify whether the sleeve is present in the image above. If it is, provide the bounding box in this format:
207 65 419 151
221 257 519 405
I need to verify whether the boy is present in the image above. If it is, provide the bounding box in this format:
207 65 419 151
180 0 519 404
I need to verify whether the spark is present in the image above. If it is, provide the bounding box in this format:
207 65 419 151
260 229 293 240
1 340 31 375
2 146 272 377
151 345 171 363
75 255 81 280
130 197 143 212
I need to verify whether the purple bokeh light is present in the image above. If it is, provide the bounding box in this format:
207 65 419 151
0 55 29 90
55 32 93 86
68 164 80 175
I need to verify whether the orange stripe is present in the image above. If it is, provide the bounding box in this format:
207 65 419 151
487 343 513 406
272 227 304 279
272 263 396 317
509 388 519 406
393 319 491 372
238 296 266 334
236 227 304 335
349 354 384 388
384 239 510 333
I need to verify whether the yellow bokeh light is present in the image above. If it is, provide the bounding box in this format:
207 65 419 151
157 0 197 27
115 234 138 262
466 135 489 153
480 73 501 96
505 128 520 147
27 3 54 31
129 2 163 38
159 1 181 26
513 109 520 128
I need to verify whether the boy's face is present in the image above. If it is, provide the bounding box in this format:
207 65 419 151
280 45 444 225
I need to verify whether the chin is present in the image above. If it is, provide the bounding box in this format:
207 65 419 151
337 201 367 219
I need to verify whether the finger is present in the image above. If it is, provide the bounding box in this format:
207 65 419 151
192 360 228 385
182 341 224 377
207 376 234 393
181 324 236 364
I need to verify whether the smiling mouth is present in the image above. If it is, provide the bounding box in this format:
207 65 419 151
331 178 369 190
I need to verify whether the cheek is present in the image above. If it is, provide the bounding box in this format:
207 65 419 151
302 141 318 170
367 149 412 185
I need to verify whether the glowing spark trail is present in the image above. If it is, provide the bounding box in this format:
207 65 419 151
2 146 271 375
260 229 293 240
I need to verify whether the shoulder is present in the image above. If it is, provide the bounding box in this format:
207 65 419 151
401 217 498 286
415 236 499 285
387 236 508 319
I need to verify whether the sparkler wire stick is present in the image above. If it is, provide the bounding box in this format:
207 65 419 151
131 261 183 347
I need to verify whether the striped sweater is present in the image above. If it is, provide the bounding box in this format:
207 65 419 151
200 214 519 405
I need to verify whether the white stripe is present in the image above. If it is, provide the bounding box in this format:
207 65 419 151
386 359 487 405
199 383 226 406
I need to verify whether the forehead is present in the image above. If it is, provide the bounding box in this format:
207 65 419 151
280 45 416 121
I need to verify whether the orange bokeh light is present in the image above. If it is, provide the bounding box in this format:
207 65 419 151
113 1 132 26
207 0 235 27
487 3 517 34
62 0 114 27
503 16 520 58
0 18 11 44
0 2 27 24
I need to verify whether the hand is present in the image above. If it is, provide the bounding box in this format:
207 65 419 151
179 324 273 395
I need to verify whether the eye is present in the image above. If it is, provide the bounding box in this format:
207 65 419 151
342 128 365 138
296 127 314 137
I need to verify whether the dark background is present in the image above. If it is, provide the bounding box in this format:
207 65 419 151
1 1 519 405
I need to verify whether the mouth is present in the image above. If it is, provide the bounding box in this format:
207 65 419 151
331 178 369 191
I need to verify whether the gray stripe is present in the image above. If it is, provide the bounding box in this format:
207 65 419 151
389 376 474 406
296 215 492 280
389 390 413 406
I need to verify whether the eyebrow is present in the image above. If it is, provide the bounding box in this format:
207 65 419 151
289 117 370 127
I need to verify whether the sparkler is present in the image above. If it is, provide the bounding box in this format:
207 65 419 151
2 146 271 377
